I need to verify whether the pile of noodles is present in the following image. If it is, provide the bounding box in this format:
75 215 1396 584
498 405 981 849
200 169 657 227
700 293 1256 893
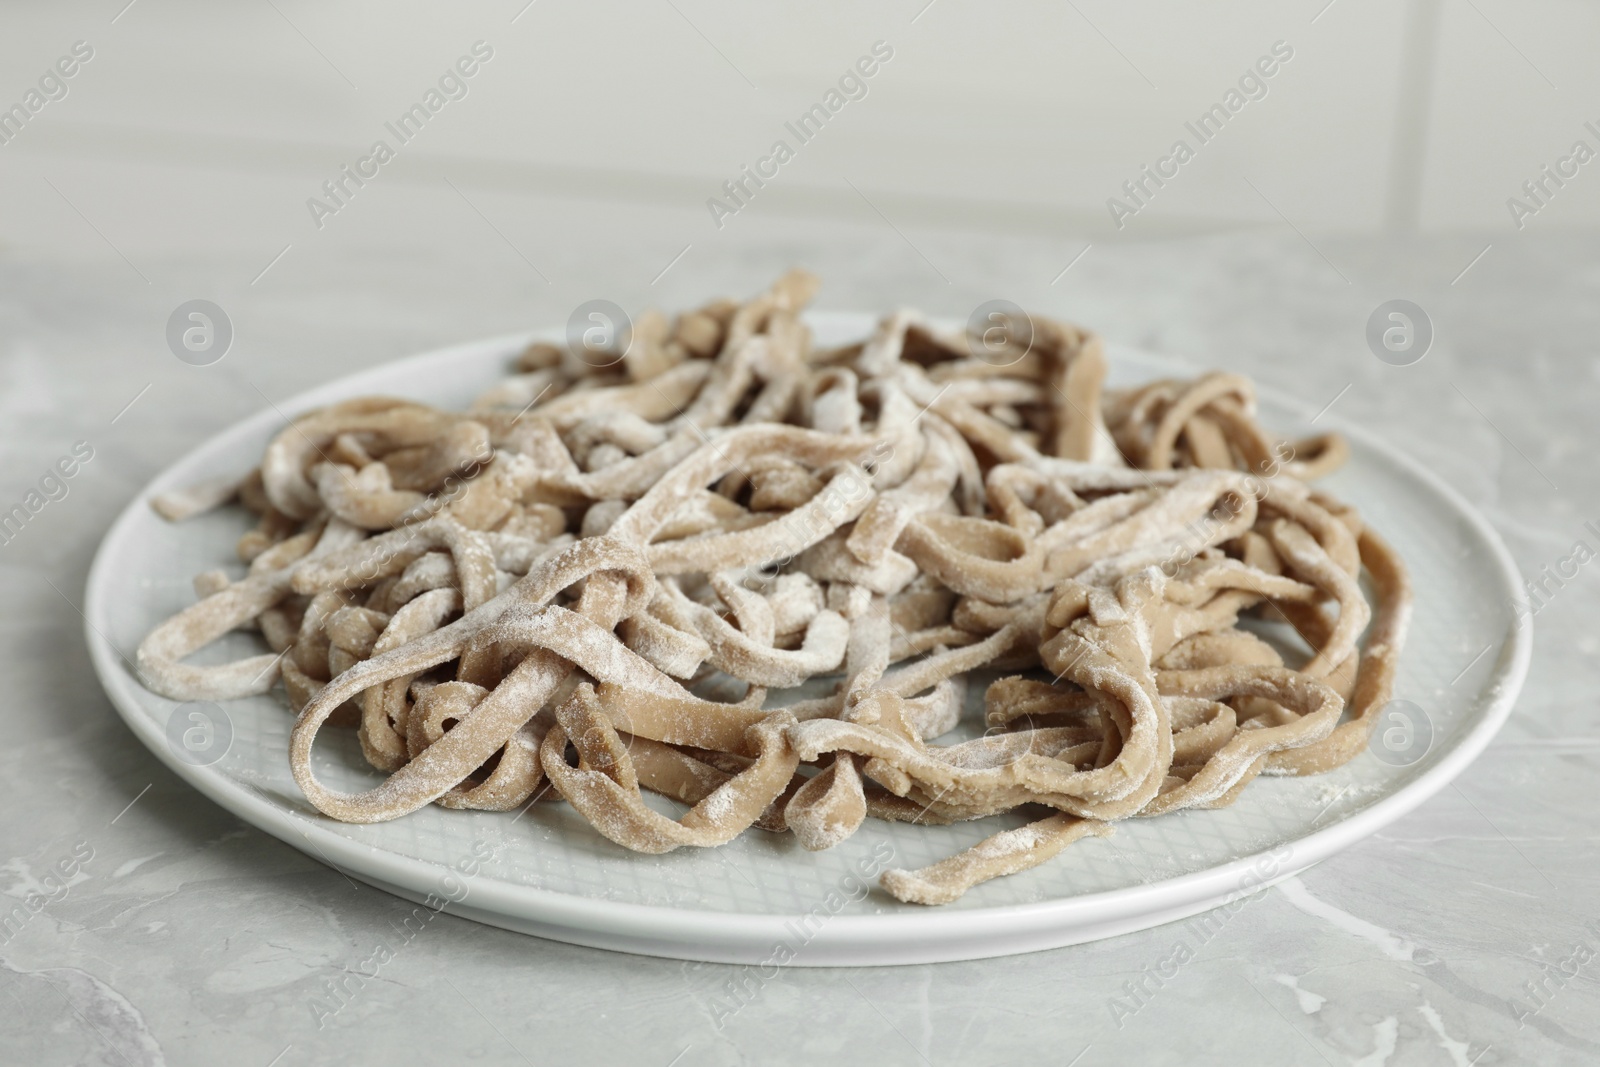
138 270 1409 904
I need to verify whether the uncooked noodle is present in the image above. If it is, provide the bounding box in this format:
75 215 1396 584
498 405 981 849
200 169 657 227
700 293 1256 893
136 270 1411 904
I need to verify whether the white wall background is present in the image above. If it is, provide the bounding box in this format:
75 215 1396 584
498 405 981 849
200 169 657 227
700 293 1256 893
1 0 1596 276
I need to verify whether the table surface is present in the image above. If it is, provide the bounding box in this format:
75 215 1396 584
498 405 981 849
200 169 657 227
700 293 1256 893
1 224 1595 1067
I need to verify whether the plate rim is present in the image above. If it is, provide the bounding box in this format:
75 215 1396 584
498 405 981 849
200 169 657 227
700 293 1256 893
83 312 1532 964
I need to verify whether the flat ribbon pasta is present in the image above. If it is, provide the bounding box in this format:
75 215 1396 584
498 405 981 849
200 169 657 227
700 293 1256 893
136 269 1411 905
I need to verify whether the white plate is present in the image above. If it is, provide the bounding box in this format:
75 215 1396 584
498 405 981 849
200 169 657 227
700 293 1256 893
84 312 1530 966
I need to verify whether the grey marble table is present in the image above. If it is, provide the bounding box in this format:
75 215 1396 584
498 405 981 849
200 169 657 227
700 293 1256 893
2 225 1595 1066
